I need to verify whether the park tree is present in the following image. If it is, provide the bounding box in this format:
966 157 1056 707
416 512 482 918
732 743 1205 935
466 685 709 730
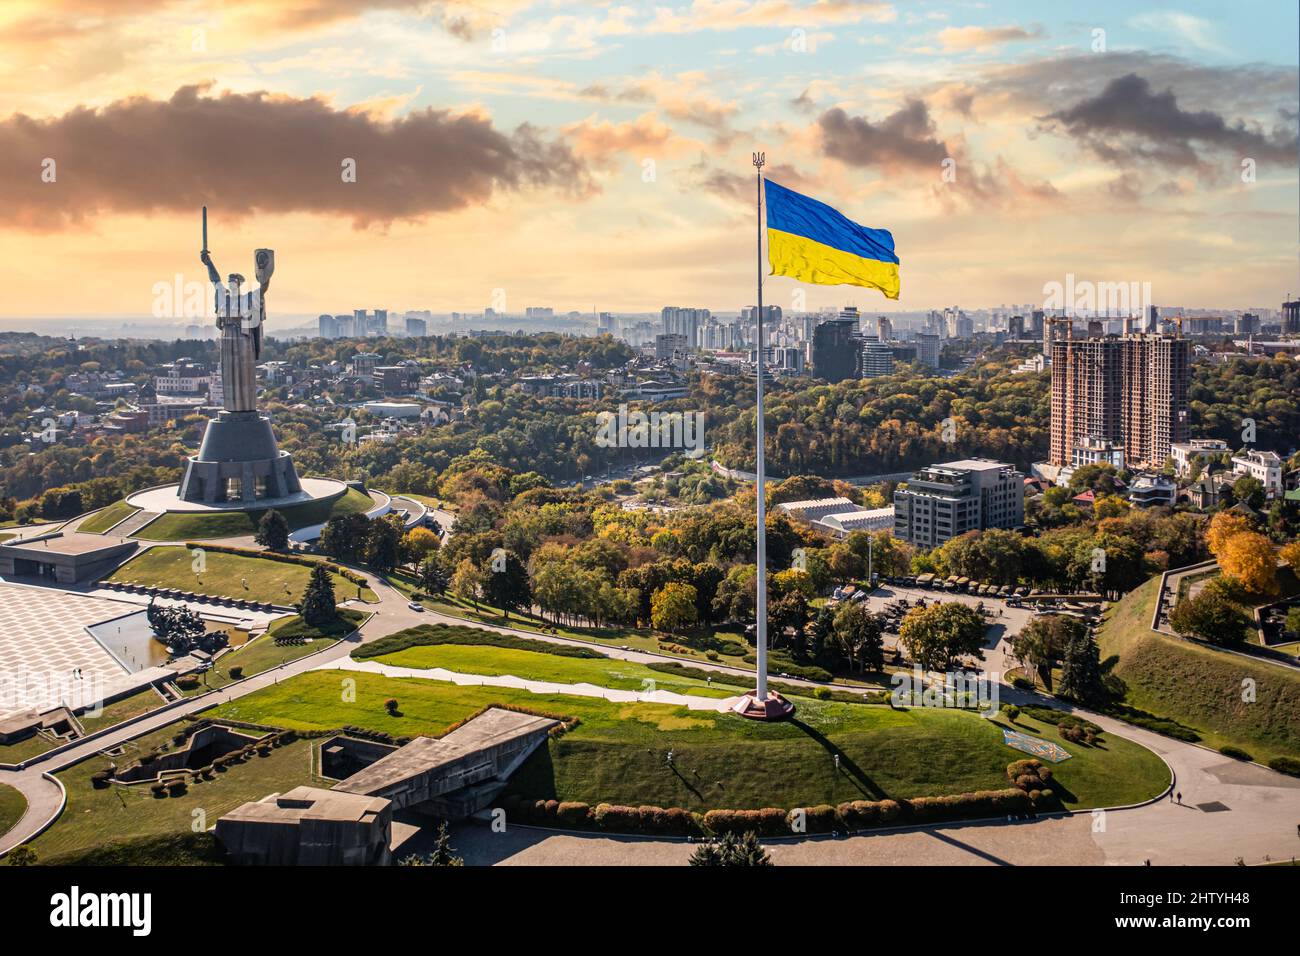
418 557 450 597
1169 589 1251 646
688 831 772 867
898 602 985 672
1280 540 1300 571
1056 631 1106 706
482 550 531 619
319 513 370 564
767 591 809 652
1217 531 1277 595
399 822 465 866
1207 511 1253 557
300 564 339 629
255 508 290 551
403 527 441 566
711 565 756 625
451 557 486 610
1012 614 1084 686
1232 475 1266 511
651 581 699 632
831 601 884 674
364 514 404 573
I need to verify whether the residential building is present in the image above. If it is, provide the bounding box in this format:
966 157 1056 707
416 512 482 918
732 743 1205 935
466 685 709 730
1231 449 1283 498
859 339 894 378
373 365 420 395
1170 439 1229 477
892 459 1024 548
1128 473 1176 507
915 333 941 369
1048 330 1190 471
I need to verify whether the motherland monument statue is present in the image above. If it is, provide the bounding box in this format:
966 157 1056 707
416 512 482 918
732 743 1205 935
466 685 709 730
177 207 302 505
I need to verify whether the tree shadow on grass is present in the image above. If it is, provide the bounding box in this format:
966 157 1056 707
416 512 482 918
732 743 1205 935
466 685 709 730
788 718 886 800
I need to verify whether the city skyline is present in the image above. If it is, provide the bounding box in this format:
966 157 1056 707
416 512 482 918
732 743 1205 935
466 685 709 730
0 0 1296 317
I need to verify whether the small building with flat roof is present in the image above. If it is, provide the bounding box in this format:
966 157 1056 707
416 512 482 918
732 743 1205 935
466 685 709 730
0 532 137 584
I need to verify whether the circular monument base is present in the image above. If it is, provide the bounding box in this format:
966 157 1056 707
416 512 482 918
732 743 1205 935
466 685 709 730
127 477 350 514
729 689 796 721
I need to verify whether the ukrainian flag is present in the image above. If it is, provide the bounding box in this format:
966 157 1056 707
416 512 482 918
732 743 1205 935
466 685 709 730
764 179 899 299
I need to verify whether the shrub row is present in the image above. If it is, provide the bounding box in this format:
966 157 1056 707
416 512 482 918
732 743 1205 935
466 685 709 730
1103 704 1200 742
497 788 1044 837
353 622 605 661
184 541 369 589
1269 756 1300 777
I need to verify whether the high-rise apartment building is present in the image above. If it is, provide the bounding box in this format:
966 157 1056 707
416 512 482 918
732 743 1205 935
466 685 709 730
812 318 860 383
1049 331 1190 470
1284 299 1300 335
915 332 941 369
859 339 894 378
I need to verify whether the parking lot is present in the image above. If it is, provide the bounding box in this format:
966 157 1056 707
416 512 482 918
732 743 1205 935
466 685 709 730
827 577 1101 673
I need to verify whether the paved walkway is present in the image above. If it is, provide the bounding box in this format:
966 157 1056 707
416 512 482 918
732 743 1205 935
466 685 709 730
315 657 735 712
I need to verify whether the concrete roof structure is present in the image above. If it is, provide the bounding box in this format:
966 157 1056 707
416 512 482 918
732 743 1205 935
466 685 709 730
335 708 557 802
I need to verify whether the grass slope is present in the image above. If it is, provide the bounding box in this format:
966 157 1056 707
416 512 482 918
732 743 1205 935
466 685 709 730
108 545 375 605
183 608 367 695
80 500 140 533
28 725 323 860
213 667 1167 812
134 486 372 541
1098 577 1300 762
0 782 27 839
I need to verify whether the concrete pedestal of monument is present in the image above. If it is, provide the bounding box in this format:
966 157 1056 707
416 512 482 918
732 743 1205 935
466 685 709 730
178 410 301 504
729 689 796 721
127 476 350 515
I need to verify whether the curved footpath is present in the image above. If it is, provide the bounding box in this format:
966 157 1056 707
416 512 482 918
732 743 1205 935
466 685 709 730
3 572 1299 865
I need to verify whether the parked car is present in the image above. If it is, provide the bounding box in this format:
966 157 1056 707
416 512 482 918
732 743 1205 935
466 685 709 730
407 601 424 612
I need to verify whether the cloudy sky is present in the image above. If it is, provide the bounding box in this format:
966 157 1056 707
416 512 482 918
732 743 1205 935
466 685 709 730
0 0 1296 318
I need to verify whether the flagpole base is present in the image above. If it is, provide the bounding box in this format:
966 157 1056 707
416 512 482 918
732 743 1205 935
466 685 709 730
728 689 796 721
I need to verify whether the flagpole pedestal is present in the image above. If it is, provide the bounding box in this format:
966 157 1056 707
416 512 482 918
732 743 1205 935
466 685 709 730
729 689 796 721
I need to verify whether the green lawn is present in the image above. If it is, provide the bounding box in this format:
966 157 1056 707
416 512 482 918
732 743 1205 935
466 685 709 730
108 545 376 605
29 723 324 862
183 609 367 695
80 500 140 534
79 688 166 735
0 733 57 765
391 572 782 674
134 486 373 541
371 643 732 698
1099 576 1300 763
213 668 1168 812
0 782 27 838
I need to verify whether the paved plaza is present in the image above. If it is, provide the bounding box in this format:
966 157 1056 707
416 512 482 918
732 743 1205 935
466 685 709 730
0 582 162 719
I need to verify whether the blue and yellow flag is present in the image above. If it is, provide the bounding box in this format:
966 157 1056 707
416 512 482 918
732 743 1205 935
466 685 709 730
764 179 899 300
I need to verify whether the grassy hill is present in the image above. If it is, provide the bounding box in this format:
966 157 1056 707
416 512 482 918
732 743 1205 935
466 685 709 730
214 644 1168 812
130 485 372 541
108 545 375 604
1098 577 1300 763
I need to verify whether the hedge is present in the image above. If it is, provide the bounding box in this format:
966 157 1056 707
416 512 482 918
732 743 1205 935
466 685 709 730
184 542 369 589
496 787 1045 837
1269 756 1300 777
354 623 606 661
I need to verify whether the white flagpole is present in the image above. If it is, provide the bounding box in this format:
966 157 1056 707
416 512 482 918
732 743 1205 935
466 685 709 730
752 152 768 703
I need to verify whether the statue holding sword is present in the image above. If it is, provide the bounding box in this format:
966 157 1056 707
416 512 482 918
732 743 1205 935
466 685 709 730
199 206 274 414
